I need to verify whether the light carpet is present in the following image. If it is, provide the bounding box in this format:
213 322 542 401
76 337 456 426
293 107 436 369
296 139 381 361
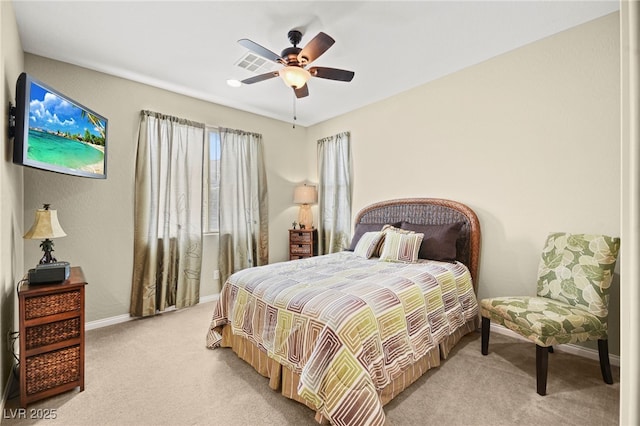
2 301 619 425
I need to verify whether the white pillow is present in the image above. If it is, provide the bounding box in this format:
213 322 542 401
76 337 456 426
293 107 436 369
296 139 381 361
353 231 384 259
379 232 424 263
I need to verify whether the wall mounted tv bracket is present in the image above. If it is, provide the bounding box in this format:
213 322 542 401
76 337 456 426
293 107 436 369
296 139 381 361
8 102 16 138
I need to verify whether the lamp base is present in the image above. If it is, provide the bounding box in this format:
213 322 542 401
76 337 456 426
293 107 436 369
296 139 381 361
39 251 57 265
38 238 57 264
298 204 313 230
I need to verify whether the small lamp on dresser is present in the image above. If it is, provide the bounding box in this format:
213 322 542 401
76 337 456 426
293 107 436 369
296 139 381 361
293 184 317 230
23 203 67 265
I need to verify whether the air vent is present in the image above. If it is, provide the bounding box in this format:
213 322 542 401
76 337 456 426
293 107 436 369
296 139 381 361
235 53 279 74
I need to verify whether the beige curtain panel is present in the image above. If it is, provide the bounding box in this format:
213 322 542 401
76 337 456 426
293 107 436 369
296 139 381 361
218 128 268 286
317 131 352 254
131 110 205 317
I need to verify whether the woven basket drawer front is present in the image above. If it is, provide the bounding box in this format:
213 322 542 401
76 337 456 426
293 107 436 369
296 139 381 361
290 244 311 254
290 233 311 243
25 290 81 320
25 345 80 395
25 318 80 350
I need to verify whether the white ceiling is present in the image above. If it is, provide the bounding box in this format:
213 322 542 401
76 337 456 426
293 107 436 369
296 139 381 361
12 1 619 127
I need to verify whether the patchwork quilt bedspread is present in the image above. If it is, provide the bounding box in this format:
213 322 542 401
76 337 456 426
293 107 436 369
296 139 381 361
206 251 478 426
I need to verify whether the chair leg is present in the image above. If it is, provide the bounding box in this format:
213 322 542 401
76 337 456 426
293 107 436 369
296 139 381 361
536 345 548 396
598 339 613 384
481 316 490 355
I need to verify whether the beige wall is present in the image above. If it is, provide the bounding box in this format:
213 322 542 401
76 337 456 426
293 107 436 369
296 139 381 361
308 13 621 354
22 54 307 322
0 0 24 399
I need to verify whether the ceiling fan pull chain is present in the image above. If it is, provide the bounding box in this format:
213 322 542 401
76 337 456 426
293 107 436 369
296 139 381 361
292 93 297 128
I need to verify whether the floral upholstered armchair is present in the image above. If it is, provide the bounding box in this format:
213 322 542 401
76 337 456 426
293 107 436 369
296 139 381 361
480 232 620 395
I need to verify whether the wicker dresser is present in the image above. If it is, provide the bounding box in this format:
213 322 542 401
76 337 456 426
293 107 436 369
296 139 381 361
18 266 87 407
289 229 318 260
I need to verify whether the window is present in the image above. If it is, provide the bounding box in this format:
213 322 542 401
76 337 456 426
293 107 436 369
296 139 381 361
204 128 220 233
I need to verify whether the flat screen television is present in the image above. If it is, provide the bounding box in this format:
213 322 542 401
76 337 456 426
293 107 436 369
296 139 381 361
12 72 108 179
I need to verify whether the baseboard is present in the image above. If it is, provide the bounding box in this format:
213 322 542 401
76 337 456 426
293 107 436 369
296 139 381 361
85 313 131 331
489 323 621 367
85 294 219 331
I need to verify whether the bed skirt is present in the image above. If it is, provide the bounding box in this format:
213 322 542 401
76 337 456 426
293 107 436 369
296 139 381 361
219 316 478 424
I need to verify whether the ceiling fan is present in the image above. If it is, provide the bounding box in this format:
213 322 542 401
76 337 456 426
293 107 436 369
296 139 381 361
238 30 355 98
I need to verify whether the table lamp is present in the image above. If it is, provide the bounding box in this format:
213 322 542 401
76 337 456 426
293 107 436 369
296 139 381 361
23 204 67 265
293 184 317 230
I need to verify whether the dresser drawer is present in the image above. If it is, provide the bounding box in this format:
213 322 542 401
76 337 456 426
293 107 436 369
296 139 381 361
290 244 312 255
24 290 81 320
25 317 81 350
25 345 80 396
290 232 312 244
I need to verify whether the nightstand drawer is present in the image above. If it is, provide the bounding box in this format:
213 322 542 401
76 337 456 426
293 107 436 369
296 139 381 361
25 317 81 350
24 290 81 320
290 232 312 243
290 244 312 255
25 345 80 396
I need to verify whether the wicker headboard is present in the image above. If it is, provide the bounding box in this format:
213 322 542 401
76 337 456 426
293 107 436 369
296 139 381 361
354 198 481 293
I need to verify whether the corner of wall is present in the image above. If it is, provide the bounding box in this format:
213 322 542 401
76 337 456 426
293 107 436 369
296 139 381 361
1 0 25 411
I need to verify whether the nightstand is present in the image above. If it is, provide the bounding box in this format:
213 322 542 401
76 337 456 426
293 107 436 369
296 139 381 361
18 266 87 407
289 229 318 260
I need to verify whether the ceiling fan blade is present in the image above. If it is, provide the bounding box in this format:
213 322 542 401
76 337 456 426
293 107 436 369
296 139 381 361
298 32 335 65
294 84 309 99
309 67 355 82
241 72 279 85
238 39 283 63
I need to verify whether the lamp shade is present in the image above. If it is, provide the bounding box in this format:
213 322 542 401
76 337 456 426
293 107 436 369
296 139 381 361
293 185 317 205
23 207 66 240
279 66 311 89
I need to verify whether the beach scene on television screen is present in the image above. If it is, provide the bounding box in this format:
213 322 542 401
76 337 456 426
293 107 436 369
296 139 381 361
27 82 105 175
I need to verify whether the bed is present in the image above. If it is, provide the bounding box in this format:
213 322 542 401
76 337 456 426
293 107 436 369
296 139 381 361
206 198 481 426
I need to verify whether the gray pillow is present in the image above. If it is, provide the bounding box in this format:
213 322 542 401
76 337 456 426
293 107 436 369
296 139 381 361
399 221 464 261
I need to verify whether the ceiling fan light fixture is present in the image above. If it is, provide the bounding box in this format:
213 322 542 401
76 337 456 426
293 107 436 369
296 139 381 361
279 66 310 89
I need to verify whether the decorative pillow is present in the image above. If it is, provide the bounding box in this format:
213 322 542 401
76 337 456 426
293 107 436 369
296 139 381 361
400 221 463 262
381 224 414 235
348 222 401 251
353 232 384 259
379 232 424 263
